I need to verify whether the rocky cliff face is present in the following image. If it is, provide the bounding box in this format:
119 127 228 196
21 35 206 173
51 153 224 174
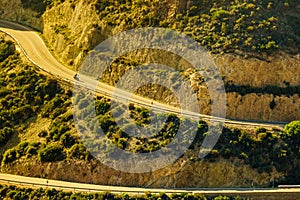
216 53 300 87
42 0 110 67
216 53 300 121
0 0 299 122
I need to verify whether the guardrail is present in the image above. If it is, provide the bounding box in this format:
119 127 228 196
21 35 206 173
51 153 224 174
278 185 300 188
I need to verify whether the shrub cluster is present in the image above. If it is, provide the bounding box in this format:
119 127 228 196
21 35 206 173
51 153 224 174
0 184 247 200
203 121 300 185
72 89 300 185
38 143 65 162
0 39 75 164
2 142 40 164
95 0 299 55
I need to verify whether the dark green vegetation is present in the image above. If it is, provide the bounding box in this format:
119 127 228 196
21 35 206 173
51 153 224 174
0 38 45 151
74 98 193 154
0 39 14 62
20 0 47 14
0 184 248 200
20 0 299 55
0 39 83 164
172 0 299 54
204 121 300 185
95 0 299 55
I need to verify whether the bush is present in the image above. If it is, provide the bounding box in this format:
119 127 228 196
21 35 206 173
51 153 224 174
0 127 14 146
38 144 65 162
11 105 34 122
284 121 300 153
2 142 40 164
256 127 267 134
284 121 300 137
68 144 89 160
60 132 76 148
95 99 110 115
0 40 15 62
2 148 17 164
48 123 70 141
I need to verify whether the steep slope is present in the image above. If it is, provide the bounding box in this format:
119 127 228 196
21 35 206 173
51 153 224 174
86 0 299 122
2 37 300 187
0 0 299 122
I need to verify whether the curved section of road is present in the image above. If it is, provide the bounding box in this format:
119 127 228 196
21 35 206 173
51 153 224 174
0 20 287 128
0 20 74 80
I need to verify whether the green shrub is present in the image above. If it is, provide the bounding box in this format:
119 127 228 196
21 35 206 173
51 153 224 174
25 146 38 156
11 105 34 123
68 144 89 160
2 148 17 164
284 121 300 154
48 123 70 141
38 144 65 162
0 40 15 62
21 0 47 13
38 130 48 137
2 142 40 164
284 121 300 137
95 99 111 115
60 132 76 148
0 127 14 146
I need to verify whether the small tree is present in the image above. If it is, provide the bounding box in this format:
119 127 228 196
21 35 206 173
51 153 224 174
0 40 15 62
284 121 300 153
0 127 14 146
2 148 17 164
38 144 65 162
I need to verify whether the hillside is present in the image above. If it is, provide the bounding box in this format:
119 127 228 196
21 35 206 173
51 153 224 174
2 0 299 56
0 0 299 122
0 0 299 189
0 37 300 188
1 0 299 62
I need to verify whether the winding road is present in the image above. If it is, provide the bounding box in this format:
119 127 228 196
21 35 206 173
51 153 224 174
0 20 287 129
0 19 299 199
